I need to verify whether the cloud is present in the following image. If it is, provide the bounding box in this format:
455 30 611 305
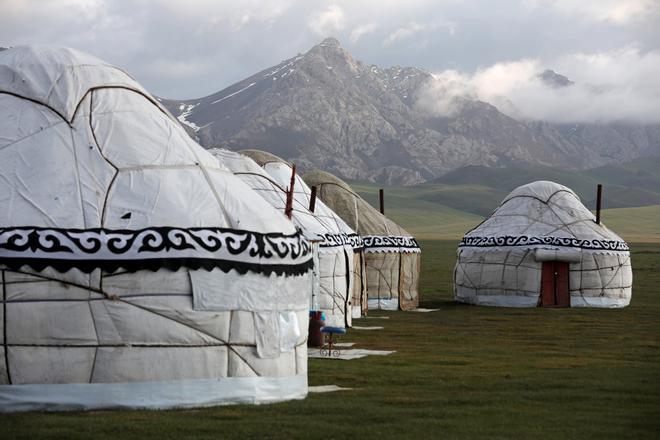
528 0 660 25
349 23 378 43
308 4 346 36
1 0 658 99
416 47 660 124
384 20 456 45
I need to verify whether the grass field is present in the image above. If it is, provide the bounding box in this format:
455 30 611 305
4 240 659 439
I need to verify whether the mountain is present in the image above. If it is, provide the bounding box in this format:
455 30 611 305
162 38 660 185
537 69 574 88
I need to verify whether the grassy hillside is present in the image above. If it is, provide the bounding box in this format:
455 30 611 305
350 182 660 242
426 157 660 213
350 182 483 240
596 205 660 243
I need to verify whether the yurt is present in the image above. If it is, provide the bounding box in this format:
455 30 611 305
0 46 313 412
303 170 421 311
454 181 632 308
235 150 362 326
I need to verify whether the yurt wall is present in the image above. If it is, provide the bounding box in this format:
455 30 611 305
303 170 421 311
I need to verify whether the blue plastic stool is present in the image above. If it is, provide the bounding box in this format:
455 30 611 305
320 326 346 357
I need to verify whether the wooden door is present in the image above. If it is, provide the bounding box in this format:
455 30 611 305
541 261 570 307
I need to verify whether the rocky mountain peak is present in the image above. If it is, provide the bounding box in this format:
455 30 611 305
318 37 342 48
161 39 660 186
538 69 574 88
304 37 360 73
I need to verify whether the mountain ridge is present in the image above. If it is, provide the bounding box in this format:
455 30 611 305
161 38 660 185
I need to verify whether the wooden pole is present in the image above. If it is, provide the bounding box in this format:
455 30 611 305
309 186 317 213
379 188 385 214
285 164 296 219
595 184 602 224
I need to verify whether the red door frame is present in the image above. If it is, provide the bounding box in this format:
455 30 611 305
541 261 570 307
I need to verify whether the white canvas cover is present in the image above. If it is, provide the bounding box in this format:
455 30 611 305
232 150 360 328
0 46 312 412
454 181 632 308
303 170 421 311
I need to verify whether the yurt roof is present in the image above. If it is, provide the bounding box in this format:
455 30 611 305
0 46 312 276
239 149 286 167
0 45 153 122
210 148 360 250
236 149 361 250
460 180 628 252
303 169 420 254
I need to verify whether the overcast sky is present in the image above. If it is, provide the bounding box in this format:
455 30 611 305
2 0 659 123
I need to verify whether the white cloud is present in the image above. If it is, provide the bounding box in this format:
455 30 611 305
349 23 378 43
308 4 346 36
528 0 659 25
1 0 658 99
416 47 660 124
384 20 456 45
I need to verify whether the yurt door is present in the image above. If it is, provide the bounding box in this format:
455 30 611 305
541 261 570 307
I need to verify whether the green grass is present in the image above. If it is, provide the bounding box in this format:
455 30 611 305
3 241 659 439
594 205 660 243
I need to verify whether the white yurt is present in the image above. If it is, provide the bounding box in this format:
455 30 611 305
303 170 421 311
0 46 313 412
454 181 632 308
233 150 362 327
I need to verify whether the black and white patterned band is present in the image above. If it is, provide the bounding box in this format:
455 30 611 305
459 235 629 252
319 232 364 250
0 226 313 276
362 235 421 253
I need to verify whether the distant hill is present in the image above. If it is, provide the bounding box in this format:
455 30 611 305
351 180 660 242
162 37 660 185
425 157 660 214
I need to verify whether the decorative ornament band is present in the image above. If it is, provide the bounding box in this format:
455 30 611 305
362 235 421 253
319 232 364 250
459 235 629 252
0 226 313 276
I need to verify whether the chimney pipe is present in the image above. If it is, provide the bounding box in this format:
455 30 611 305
595 184 603 224
379 188 385 214
285 164 296 219
309 186 317 213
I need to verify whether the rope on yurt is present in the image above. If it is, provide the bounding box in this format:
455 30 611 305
2 269 11 384
71 85 176 125
88 92 120 228
343 249 351 326
323 252 345 319
0 91 70 126
87 275 101 383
